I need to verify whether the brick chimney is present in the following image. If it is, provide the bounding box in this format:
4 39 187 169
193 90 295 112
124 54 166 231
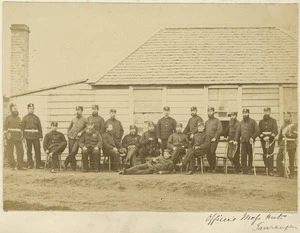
10 24 30 96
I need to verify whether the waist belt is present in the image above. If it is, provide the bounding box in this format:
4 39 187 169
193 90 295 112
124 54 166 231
194 146 201 149
8 128 21 132
25 129 39 133
262 132 272 135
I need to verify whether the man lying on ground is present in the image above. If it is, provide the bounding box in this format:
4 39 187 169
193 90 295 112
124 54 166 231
119 149 174 175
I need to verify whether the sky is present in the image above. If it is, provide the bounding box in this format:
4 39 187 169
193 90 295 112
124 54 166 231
2 2 298 96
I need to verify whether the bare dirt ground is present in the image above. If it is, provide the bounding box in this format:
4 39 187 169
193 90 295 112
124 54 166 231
3 168 298 212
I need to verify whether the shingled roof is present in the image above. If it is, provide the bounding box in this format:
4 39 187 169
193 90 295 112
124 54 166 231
93 27 297 85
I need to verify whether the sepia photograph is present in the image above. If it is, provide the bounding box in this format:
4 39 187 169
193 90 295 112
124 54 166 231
1 1 298 216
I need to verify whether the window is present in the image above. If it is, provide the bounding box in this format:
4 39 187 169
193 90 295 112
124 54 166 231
209 88 238 138
133 89 163 133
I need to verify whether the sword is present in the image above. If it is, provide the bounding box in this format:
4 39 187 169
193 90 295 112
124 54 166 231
251 141 256 176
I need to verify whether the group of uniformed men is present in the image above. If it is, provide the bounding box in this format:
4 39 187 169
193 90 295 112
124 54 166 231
4 103 297 178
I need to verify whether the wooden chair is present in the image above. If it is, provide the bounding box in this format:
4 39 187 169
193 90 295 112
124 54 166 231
44 153 62 171
216 143 231 174
194 156 205 174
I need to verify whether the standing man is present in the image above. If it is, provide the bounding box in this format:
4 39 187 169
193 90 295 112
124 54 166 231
139 122 160 164
235 109 260 175
105 109 124 144
102 123 125 172
156 106 177 154
121 125 141 167
258 108 278 176
226 112 242 174
205 107 223 173
183 106 204 140
64 106 87 170
178 122 210 175
43 122 67 173
167 123 189 166
87 105 105 135
79 121 102 173
4 103 25 170
276 112 297 179
22 103 43 169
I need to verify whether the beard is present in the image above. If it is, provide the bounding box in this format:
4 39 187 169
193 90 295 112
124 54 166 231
76 113 81 118
284 119 292 124
263 114 270 120
11 111 19 117
92 112 98 116
208 114 214 119
243 115 249 121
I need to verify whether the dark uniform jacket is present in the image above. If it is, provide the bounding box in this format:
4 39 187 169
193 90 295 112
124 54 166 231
259 116 278 140
87 114 105 135
139 130 158 150
183 115 204 135
156 117 177 140
191 131 210 150
67 116 87 140
122 133 141 149
235 118 260 142
205 117 223 140
79 130 102 148
147 155 174 173
4 114 23 141
22 113 43 140
43 131 67 151
102 131 121 150
227 119 240 142
167 132 189 149
105 118 124 143
278 122 297 150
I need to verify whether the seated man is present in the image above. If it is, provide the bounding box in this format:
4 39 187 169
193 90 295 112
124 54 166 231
43 122 67 173
79 121 102 173
102 123 126 172
178 122 210 175
119 149 174 175
139 122 160 164
167 123 189 166
121 125 141 167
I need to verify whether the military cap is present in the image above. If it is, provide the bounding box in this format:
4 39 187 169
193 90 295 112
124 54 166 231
198 122 205 127
130 125 137 129
191 106 197 111
110 109 117 113
242 109 250 114
148 121 155 127
76 106 83 111
263 107 271 112
9 103 17 110
228 111 238 117
163 106 170 111
92 104 99 110
176 123 183 127
27 103 34 108
51 122 58 127
207 107 215 112
284 111 292 116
